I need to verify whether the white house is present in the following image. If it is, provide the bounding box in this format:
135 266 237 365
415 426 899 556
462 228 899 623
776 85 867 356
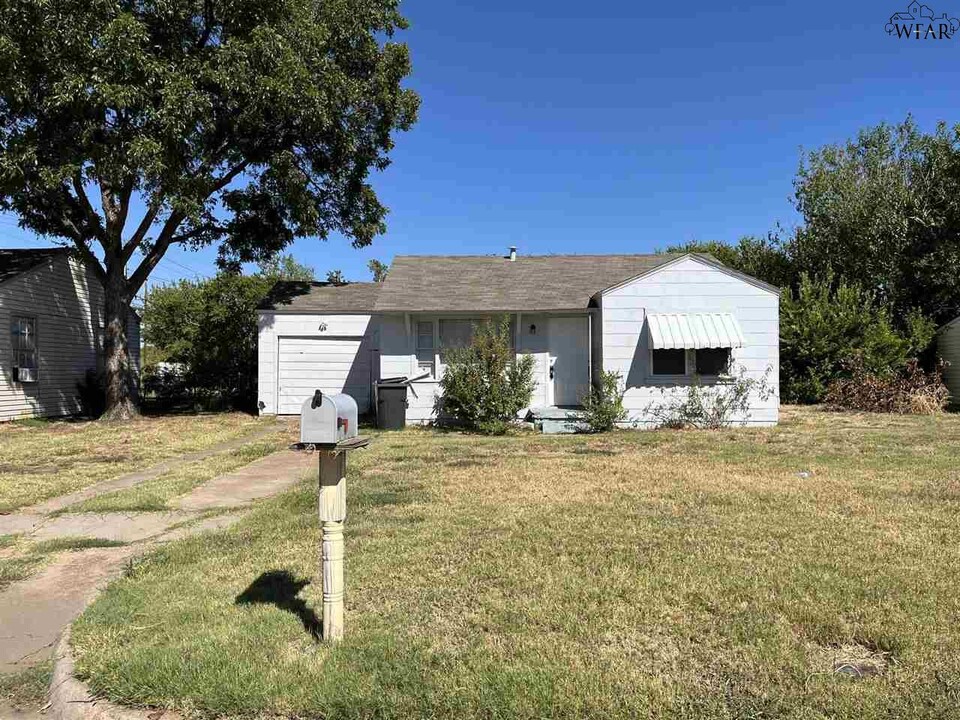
256 250 780 427
0 248 141 421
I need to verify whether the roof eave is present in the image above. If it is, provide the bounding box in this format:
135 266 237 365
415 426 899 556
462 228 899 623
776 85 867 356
598 253 782 297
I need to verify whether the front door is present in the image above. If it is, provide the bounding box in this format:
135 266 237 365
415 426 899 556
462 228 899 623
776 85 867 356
548 316 590 406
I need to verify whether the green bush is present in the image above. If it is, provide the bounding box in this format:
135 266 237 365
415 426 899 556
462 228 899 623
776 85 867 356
577 370 627 432
780 274 936 403
645 365 774 429
434 316 536 434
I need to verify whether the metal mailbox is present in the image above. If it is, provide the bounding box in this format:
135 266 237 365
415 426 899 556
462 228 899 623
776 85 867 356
300 390 358 446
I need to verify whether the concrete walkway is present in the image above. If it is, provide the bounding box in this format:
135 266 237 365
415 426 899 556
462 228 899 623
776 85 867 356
173 450 313 511
19 422 285 517
0 447 313 679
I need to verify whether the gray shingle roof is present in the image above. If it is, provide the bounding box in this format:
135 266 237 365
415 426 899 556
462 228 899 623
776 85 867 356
257 281 381 313
0 247 71 284
373 254 684 312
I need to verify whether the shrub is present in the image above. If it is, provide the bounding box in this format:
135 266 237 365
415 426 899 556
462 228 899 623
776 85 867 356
780 274 937 403
645 365 774 429
434 316 536 434
824 359 949 414
577 370 627 432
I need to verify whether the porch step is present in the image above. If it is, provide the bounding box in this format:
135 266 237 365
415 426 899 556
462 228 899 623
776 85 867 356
526 406 583 435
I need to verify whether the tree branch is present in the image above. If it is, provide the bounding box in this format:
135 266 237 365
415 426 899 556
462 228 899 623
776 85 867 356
66 234 107 285
99 182 122 253
70 175 108 244
121 199 162 263
196 0 214 49
127 210 187 294
125 161 248 293
116 175 135 237
210 159 250 193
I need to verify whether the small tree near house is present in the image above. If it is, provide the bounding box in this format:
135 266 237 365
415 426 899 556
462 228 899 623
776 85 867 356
645 364 775 430
368 259 389 282
0 0 418 419
435 316 536 435
577 370 628 433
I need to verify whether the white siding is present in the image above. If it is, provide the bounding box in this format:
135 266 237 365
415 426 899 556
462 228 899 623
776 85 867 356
938 320 960 405
378 312 571 424
257 313 378 415
600 256 779 427
377 314 435 423
0 254 142 421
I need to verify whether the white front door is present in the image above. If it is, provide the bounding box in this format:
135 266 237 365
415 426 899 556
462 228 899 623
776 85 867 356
547 316 590 407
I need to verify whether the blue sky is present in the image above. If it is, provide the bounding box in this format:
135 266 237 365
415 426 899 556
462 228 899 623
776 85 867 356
2 0 959 286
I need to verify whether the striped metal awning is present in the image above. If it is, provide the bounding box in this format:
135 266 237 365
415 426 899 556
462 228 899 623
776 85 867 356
647 313 745 349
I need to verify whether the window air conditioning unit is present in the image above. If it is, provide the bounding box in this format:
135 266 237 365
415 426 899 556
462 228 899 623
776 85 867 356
15 367 38 383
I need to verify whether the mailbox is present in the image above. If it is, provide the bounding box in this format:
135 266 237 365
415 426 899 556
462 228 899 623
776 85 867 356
300 390 358 446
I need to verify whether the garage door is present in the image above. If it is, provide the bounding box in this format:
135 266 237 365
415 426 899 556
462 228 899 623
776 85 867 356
277 337 372 414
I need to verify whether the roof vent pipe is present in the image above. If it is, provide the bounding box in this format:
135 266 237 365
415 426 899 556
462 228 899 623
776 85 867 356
508 246 517 262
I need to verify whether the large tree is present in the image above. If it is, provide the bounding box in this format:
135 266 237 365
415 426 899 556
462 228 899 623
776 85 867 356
792 117 960 324
0 0 418 419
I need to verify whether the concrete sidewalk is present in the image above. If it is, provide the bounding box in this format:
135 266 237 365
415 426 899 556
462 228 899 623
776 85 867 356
0 447 313 677
173 450 313 511
19 422 284 516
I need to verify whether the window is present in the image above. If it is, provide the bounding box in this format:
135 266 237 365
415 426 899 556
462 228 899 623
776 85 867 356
439 319 474 362
651 348 686 375
695 348 731 376
11 317 37 381
416 321 434 377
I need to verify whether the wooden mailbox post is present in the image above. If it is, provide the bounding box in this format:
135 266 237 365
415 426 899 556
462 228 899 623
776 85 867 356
316 437 369 642
298 389 370 643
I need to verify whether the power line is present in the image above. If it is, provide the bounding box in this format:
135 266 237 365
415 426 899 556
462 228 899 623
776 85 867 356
161 256 206 279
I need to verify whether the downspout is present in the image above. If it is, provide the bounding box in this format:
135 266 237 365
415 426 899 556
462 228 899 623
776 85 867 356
587 312 593 388
404 313 412 376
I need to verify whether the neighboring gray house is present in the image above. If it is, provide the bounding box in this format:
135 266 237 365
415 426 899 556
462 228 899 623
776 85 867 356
256 250 780 427
0 248 141 421
938 317 960 404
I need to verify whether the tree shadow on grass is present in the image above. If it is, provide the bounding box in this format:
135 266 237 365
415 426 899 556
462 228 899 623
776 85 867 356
235 570 321 640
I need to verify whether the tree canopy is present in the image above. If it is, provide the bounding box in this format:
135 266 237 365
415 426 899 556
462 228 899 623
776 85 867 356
792 117 960 324
0 0 418 416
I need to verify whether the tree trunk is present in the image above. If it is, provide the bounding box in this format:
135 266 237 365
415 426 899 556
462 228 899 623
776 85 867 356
101 269 139 421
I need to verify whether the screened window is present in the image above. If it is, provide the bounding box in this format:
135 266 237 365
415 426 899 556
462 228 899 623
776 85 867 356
439 319 475 362
416 321 434 377
695 348 731 376
12 317 37 375
651 348 686 375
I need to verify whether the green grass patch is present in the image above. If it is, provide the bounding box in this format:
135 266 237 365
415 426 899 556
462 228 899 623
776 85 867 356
72 407 960 719
0 553 44 592
0 536 129 591
0 412 281 512
65 441 285 513
0 661 53 710
30 537 128 553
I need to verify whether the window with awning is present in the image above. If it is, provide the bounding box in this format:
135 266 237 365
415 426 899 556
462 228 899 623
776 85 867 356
647 313 743 377
647 313 745 350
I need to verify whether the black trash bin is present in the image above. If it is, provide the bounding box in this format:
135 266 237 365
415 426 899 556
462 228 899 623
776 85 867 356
376 381 408 430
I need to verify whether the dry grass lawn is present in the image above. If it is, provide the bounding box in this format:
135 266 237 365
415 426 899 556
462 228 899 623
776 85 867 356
0 413 272 512
72 407 960 719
